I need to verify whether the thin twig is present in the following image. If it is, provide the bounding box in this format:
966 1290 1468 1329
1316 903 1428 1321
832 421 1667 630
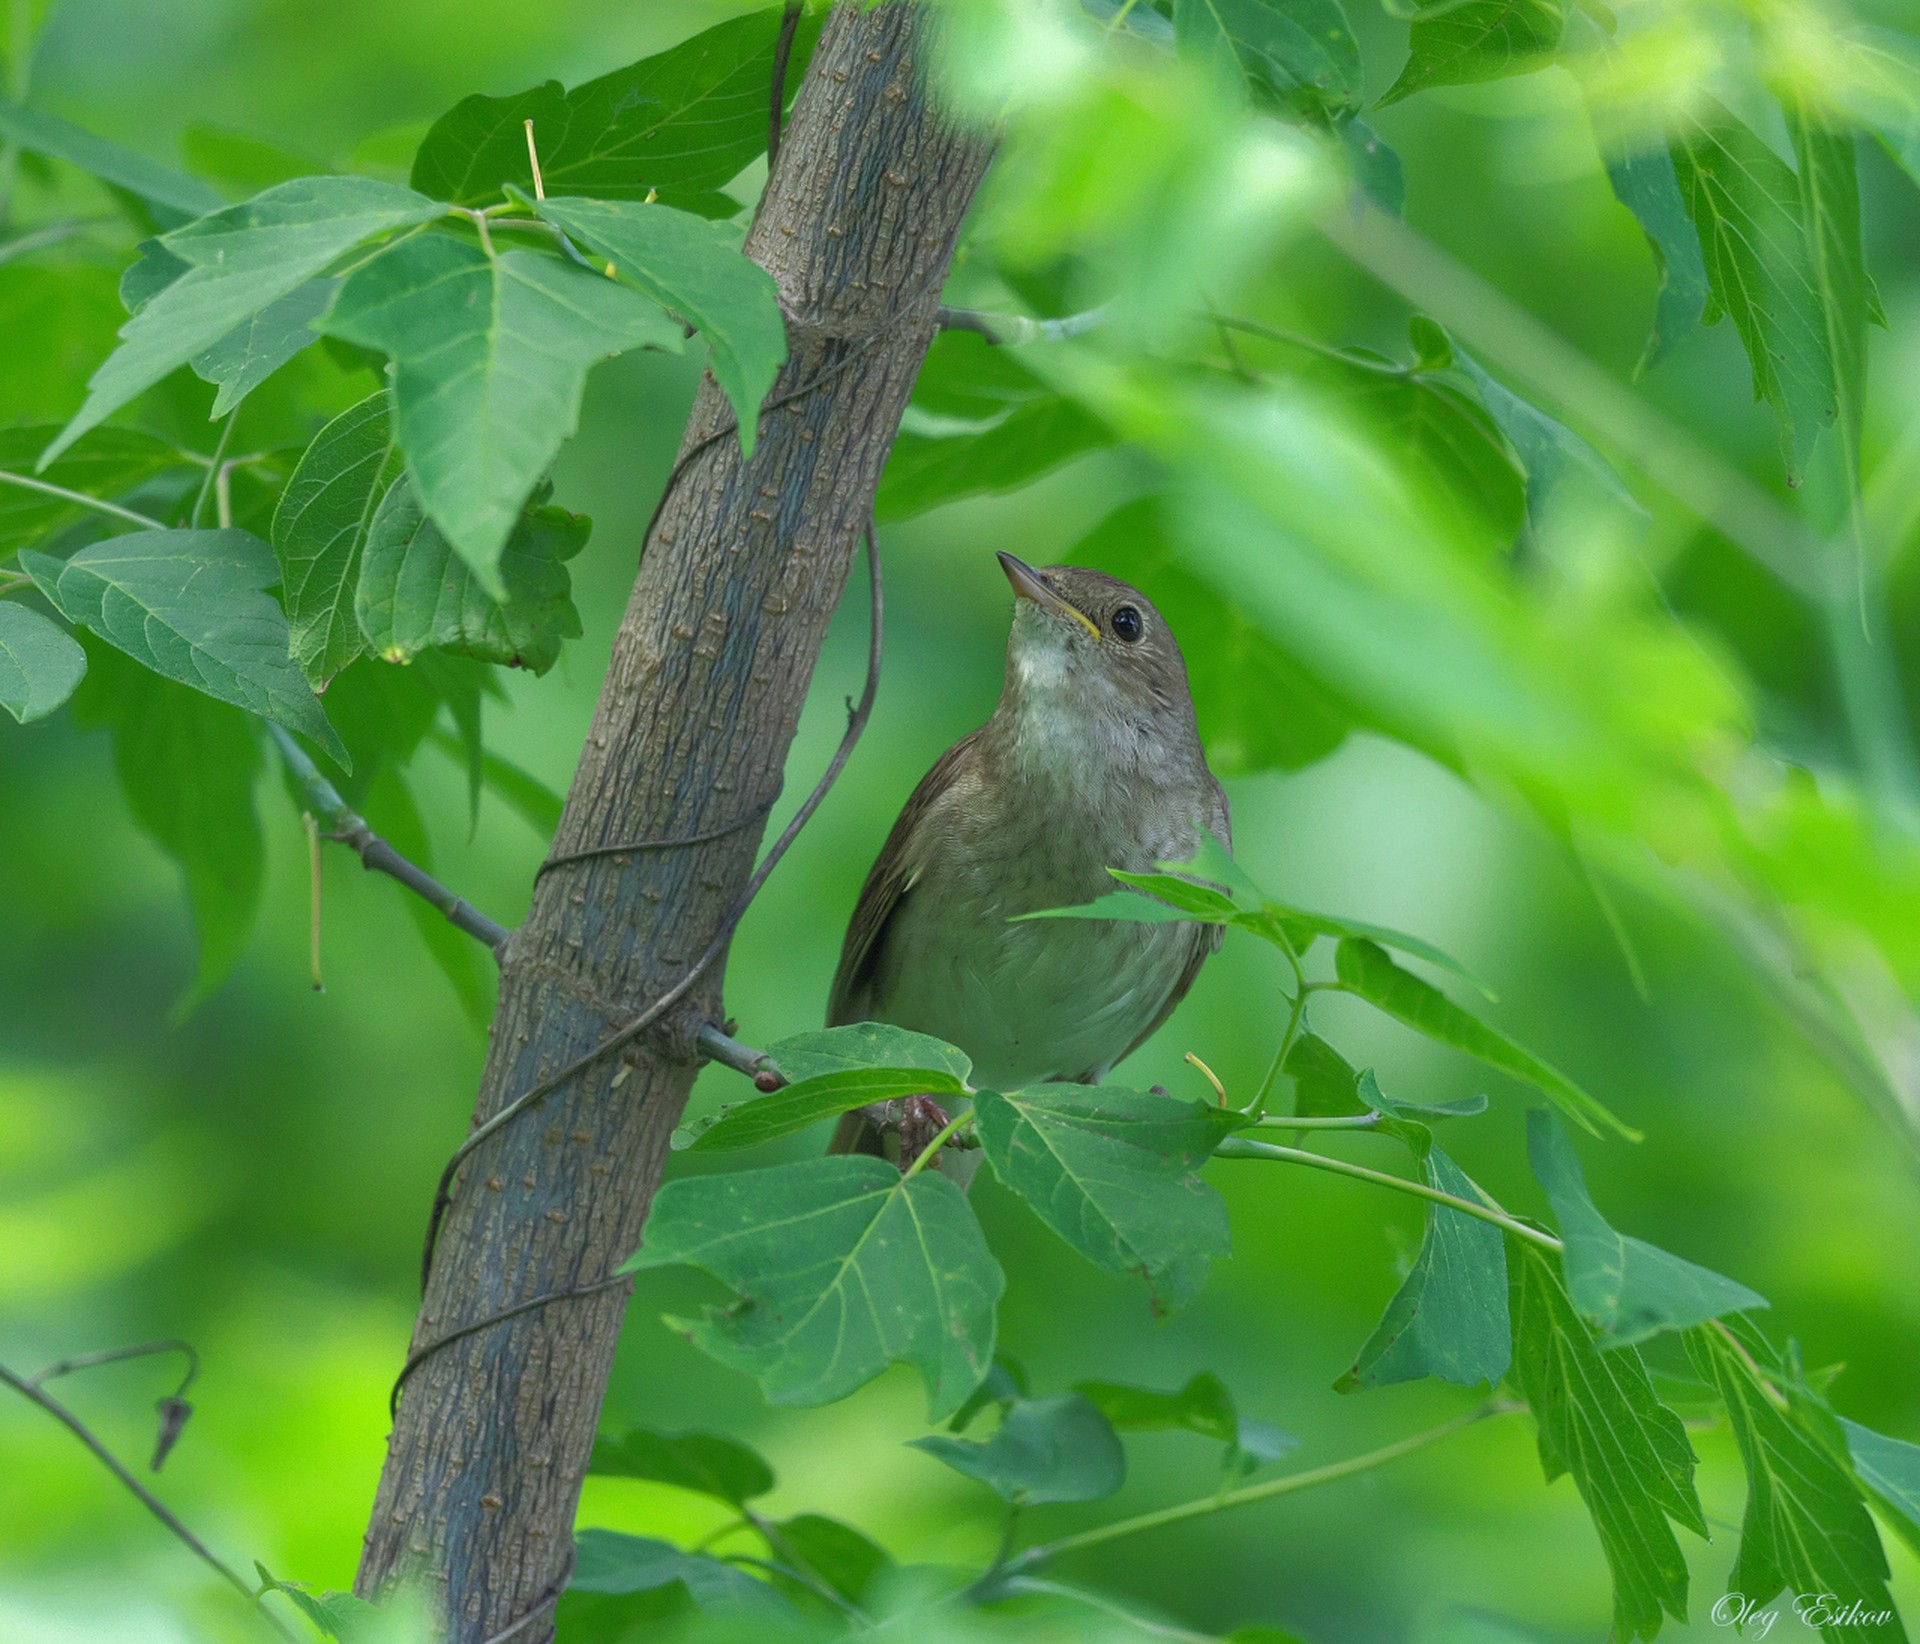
29 1339 198 1399
267 724 512 953
522 119 546 202
767 1 804 168
414 520 886 1293
391 1276 631 1416
934 304 1111 345
696 1023 785 1090
0 1358 297 1642
999 1401 1515 1576
1214 1136 1564 1251
535 792 778 880
0 469 164 531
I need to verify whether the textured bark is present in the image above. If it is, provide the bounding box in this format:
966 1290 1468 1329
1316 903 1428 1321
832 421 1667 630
354 7 991 1635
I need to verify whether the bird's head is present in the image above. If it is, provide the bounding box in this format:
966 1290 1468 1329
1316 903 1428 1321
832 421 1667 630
996 552 1198 744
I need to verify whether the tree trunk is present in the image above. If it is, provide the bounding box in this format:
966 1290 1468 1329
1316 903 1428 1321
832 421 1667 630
354 6 991 1634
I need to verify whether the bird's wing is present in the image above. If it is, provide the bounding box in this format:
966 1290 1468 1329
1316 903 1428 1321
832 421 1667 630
826 729 982 1027
1107 773 1234 1074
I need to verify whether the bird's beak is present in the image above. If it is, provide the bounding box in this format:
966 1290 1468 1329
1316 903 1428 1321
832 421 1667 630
997 552 1101 641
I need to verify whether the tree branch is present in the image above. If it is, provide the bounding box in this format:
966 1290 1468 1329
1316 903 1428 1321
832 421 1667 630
934 304 1110 344
0 1355 297 1641
266 723 512 955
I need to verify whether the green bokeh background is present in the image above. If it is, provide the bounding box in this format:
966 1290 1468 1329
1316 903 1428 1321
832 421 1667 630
2 2 1918 1642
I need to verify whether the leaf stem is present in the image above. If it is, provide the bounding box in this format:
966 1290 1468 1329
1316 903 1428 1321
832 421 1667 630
901 1111 969 1180
190 412 236 529
1214 1136 1563 1252
0 468 165 531
1005 1401 1515 1573
1253 1113 1380 1131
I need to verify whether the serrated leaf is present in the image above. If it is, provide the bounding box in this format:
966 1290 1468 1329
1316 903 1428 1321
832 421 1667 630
531 196 786 453
626 1156 1003 1419
1508 1243 1704 1643
1841 1417 1920 1561
319 236 681 594
588 1427 775 1506
1338 1146 1510 1391
0 603 86 722
25 529 345 764
877 397 1114 524
1670 97 1834 483
771 1515 892 1607
571 1529 788 1613
1784 93 1874 497
272 390 395 688
974 1084 1235 1313
410 8 823 212
43 177 442 465
1172 0 1363 123
1381 0 1566 107
1335 939 1634 1139
1527 1110 1765 1345
191 276 335 417
0 94 224 224
1584 76 1711 372
911 1394 1125 1504
72 646 264 1010
355 477 587 675
0 424 186 552
1688 1326 1902 1643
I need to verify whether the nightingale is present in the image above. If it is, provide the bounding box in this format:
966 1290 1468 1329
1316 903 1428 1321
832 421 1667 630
828 552 1230 1158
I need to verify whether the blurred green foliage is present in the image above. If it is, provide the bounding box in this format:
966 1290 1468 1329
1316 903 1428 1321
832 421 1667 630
3 0 1920 1641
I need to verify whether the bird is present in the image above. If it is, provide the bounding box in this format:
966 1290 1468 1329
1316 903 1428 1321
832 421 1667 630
827 551 1230 1161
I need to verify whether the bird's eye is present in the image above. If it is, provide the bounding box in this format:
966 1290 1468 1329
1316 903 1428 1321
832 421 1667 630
1110 605 1143 643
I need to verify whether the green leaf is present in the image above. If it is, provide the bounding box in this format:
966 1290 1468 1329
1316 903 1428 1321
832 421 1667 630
877 397 1114 524
73 646 264 1010
1172 0 1364 124
43 177 442 465
272 390 396 689
910 1394 1125 1504
1837 26 1920 195
973 1084 1236 1313
1585 79 1711 372
355 478 588 676
531 196 786 453
1285 1033 1366 1117
0 424 186 552
1334 939 1635 1139
1526 1110 1765 1344
318 236 681 595
627 1156 1003 1419
1841 1417 1920 1561
1066 496 1350 776
1687 1326 1901 1643
1452 349 1643 524
588 1427 775 1505
571 1529 787 1613
409 9 823 212
1508 1243 1705 1643
1336 116 1405 215
1337 1146 1510 1391
0 94 224 224
191 276 335 418
442 734 562 838
947 1354 1031 1434
770 1515 892 1607
1074 1370 1296 1475
1380 0 1567 107
765 1023 974 1089
0 602 86 723
265 1583 392 1644
1670 98 1835 483
25 529 346 765
682 1070 970 1154
1783 93 1875 496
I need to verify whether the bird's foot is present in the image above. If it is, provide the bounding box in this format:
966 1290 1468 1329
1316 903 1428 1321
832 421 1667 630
894 1094 951 1165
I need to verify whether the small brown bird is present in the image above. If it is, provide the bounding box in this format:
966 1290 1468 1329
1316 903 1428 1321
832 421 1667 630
829 552 1229 1156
